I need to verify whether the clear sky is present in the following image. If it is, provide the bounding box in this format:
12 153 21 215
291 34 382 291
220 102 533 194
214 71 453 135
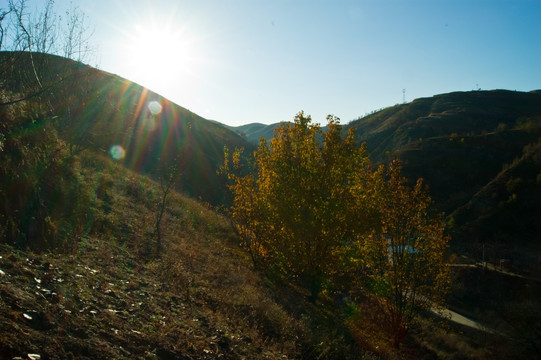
32 0 541 126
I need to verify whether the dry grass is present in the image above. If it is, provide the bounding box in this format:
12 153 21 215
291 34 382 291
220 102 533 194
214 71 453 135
0 153 372 359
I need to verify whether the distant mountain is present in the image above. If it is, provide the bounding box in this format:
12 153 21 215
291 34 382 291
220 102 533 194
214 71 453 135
227 122 282 143
345 90 541 262
228 122 330 143
0 51 254 204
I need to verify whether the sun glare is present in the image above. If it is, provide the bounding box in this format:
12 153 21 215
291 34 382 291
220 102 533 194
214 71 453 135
124 22 200 91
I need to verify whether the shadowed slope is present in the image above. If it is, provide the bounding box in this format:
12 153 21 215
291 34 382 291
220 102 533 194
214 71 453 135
346 89 541 261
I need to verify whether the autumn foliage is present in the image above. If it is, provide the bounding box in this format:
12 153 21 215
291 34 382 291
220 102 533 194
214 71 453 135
223 111 451 346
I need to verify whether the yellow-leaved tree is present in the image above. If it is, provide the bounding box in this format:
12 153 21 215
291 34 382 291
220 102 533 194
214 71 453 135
359 160 450 347
224 112 376 300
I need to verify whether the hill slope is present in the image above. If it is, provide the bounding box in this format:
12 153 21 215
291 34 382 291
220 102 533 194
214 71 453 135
450 140 541 261
345 90 541 261
0 152 362 359
0 51 253 205
347 90 541 162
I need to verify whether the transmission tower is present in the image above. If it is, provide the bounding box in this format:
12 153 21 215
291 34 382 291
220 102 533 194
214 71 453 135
402 89 406 104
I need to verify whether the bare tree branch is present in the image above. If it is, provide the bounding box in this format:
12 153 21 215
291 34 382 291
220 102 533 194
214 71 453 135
0 8 13 51
10 0 43 89
0 0 95 106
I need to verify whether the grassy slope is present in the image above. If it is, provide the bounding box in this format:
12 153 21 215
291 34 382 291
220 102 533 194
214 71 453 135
2 154 522 360
0 152 366 360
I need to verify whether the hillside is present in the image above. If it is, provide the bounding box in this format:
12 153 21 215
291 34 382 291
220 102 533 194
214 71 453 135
345 90 541 263
450 140 541 261
0 51 254 205
347 90 541 162
0 152 365 359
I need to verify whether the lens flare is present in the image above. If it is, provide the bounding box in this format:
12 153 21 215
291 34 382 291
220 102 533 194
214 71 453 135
109 145 126 160
148 101 162 115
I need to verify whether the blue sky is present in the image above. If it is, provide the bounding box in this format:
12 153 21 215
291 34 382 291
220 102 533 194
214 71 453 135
29 0 541 126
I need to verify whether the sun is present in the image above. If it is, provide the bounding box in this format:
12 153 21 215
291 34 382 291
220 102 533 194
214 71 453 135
123 22 200 92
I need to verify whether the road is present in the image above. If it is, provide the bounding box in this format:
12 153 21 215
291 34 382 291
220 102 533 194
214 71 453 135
438 261 541 336
433 307 501 335
450 263 541 282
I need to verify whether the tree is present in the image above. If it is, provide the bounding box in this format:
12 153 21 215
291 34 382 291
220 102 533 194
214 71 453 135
359 160 450 347
1 0 94 61
0 93 92 250
224 112 377 300
0 0 94 106
61 4 94 62
153 162 180 257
